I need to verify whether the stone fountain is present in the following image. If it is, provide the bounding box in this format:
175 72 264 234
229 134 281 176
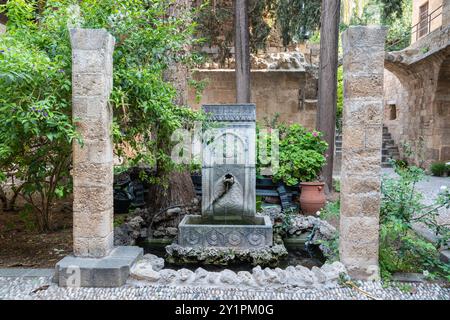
178 104 273 249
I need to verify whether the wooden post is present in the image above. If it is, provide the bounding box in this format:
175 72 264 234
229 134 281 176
317 0 341 191
234 0 251 103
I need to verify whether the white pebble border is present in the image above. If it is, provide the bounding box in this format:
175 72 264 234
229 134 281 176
0 276 449 300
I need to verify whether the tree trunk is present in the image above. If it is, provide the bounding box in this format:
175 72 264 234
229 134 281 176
147 0 196 213
147 171 196 214
234 0 251 103
317 0 341 192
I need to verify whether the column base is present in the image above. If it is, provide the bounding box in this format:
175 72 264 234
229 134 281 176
55 246 143 287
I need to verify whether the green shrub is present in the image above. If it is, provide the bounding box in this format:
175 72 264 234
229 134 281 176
381 162 450 281
272 124 328 186
430 162 448 177
0 0 201 231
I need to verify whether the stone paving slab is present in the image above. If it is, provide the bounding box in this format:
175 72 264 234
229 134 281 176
0 275 448 300
0 269 55 278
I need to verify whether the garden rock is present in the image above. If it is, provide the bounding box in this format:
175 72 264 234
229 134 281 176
320 262 347 281
130 261 160 282
178 268 194 282
237 271 256 287
220 270 238 285
194 268 209 282
311 266 327 283
142 254 165 272
159 269 178 284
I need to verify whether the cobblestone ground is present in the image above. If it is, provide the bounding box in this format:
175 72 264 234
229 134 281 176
1 276 449 300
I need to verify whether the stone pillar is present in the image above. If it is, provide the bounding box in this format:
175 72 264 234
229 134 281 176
70 29 115 258
443 0 450 28
339 26 386 280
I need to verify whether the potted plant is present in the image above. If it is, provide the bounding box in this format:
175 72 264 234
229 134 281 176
273 124 328 215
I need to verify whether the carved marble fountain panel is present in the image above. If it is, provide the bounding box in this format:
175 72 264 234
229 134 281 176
178 104 273 249
201 104 256 218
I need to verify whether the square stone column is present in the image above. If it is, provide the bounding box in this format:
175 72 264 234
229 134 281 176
55 29 142 288
70 29 115 258
339 26 387 280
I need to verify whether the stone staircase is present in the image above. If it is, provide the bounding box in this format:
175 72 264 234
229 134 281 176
382 126 400 168
334 126 400 169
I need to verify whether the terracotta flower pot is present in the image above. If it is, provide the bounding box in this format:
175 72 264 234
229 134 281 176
299 182 326 216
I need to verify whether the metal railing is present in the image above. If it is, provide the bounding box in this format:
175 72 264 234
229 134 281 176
386 4 443 52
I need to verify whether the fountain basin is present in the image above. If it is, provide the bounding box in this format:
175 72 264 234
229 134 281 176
178 215 273 248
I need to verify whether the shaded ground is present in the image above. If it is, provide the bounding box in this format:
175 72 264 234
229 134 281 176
0 205 72 268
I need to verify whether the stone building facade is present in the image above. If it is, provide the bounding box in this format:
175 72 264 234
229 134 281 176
384 0 450 167
411 0 444 43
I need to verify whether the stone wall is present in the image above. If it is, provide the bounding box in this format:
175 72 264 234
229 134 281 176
340 26 386 280
188 70 318 129
385 6 450 167
383 70 406 146
70 29 115 258
385 50 450 166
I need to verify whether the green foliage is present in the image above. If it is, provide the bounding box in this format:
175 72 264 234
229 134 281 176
194 0 321 64
276 0 321 46
194 0 276 66
376 0 404 24
0 0 201 231
273 124 328 185
341 0 412 51
0 0 78 231
430 162 449 177
380 161 450 281
319 200 340 221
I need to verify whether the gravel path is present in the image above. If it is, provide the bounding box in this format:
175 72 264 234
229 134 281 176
1 276 449 300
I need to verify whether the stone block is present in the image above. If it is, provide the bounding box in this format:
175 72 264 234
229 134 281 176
341 150 381 174
72 50 108 74
73 232 114 258
342 100 383 126
344 74 384 98
340 192 380 217
72 96 112 122
343 49 385 74
338 257 380 281
365 126 383 149
340 217 379 244
341 125 365 149
340 174 381 195
72 73 107 97
55 246 143 287
73 209 113 238
70 28 115 51
72 162 113 188
73 118 111 141
342 26 387 53
73 186 113 213
73 139 113 164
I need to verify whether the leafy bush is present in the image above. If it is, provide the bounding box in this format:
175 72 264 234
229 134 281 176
0 0 201 231
273 124 328 186
380 162 450 281
430 162 448 177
